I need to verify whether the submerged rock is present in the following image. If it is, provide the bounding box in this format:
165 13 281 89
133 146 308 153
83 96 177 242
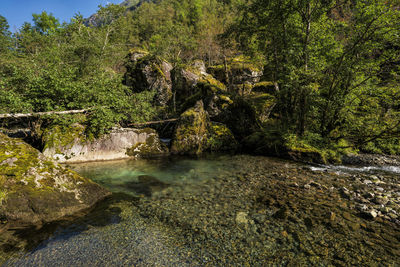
0 133 110 229
43 125 164 163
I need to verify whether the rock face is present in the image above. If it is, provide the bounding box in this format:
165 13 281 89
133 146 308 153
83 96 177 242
171 60 229 114
0 133 110 228
207 56 263 94
126 129 168 158
171 101 209 155
171 100 238 155
43 125 166 163
123 50 173 106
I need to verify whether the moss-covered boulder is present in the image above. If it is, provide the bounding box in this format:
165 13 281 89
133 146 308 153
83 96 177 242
0 133 110 229
213 96 260 140
245 93 276 123
207 122 238 152
42 125 165 163
172 60 227 110
126 128 168 158
171 101 238 154
171 101 209 155
123 50 173 106
207 56 263 93
252 81 277 94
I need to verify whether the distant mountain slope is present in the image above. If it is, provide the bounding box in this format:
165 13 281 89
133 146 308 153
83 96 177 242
85 0 153 26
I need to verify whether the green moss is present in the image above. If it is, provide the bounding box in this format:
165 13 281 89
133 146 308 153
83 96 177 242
0 133 89 192
127 129 167 157
171 102 208 155
42 124 86 154
206 122 238 152
129 48 149 55
198 74 227 92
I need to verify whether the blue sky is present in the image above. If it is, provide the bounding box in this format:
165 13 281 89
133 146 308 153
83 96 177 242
0 0 122 31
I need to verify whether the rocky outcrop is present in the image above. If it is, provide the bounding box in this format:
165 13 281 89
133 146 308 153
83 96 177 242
43 125 166 163
245 93 276 123
123 50 173 106
171 101 238 155
171 101 209 155
207 56 263 94
207 122 238 152
171 60 228 113
0 133 110 229
126 129 168 158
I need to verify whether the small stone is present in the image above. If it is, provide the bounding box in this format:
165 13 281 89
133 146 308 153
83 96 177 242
304 184 311 189
361 210 378 219
363 192 375 199
236 212 249 224
304 217 313 229
363 180 372 185
310 181 322 188
281 230 288 238
375 187 384 192
330 212 336 221
373 196 389 205
342 212 352 221
273 206 288 220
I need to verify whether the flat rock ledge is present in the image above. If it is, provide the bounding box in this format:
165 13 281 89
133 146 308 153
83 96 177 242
43 127 165 163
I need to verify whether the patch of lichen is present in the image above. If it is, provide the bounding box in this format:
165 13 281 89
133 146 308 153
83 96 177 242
0 134 89 198
42 124 86 154
0 133 40 179
206 122 238 152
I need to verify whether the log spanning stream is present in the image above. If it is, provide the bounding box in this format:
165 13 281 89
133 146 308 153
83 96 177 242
1 155 399 265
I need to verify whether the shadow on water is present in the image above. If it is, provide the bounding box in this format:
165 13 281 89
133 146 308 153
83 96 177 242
0 192 136 263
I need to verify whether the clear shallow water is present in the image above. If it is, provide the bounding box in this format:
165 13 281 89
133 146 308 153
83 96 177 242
68 156 233 196
1 155 399 266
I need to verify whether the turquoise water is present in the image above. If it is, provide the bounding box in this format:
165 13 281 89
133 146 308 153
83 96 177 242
1 155 400 266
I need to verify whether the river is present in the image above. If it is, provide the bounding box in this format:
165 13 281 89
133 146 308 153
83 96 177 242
1 154 399 265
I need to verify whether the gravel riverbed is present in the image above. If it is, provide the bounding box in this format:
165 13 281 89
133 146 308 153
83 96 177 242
2 155 399 266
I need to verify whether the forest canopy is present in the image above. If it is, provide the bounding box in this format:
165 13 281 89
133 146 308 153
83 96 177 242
0 0 399 155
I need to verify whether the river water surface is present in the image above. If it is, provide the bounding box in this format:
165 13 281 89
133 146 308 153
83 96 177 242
1 155 399 266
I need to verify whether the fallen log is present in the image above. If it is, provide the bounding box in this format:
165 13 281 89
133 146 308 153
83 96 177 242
0 109 90 119
129 118 178 127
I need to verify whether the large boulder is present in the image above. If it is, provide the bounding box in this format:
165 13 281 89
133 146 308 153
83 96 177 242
172 60 227 109
126 129 168 158
123 50 173 106
43 125 167 163
171 100 238 155
245 93 276 124
171 101 209 155
207 56 263 94
0 133 110 229
206 122 238 152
